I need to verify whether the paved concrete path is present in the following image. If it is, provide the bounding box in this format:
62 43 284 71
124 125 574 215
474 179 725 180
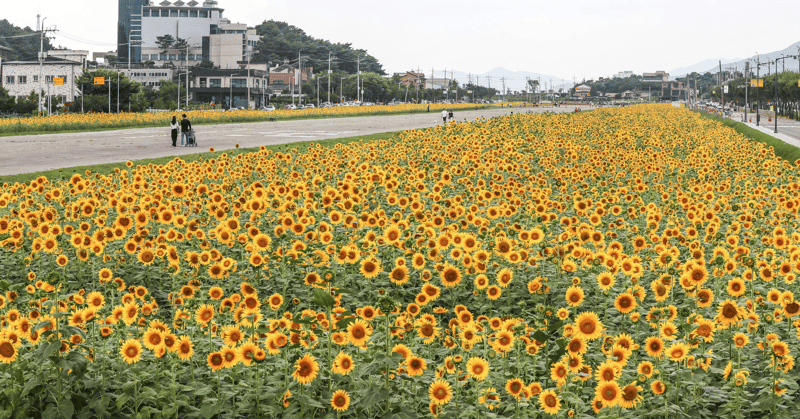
0 105 589 176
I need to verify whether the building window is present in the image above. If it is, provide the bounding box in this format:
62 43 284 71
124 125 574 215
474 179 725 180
200 10 208 18
17 76 26 84
231 78 246 88
179 10 188 17
170 10 178 17
45 76 54 83
169 54 177 61
160 54 167 61
142 10 150 17
199 78 207 87
210 78 221 88
190 10 198 17
33 76 38 82
5 76 14 84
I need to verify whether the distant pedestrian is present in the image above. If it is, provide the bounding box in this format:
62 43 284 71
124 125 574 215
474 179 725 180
448 110 453 122
170 116 178 147
441 109 447 124
180 114 192 146
427 105 430 112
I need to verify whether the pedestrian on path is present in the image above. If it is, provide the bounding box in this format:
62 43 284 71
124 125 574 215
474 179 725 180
180 114 192 146
170 116 178 147
441 109 448 125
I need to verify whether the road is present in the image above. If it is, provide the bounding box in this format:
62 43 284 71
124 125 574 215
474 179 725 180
728 110 800 149
0 105 588 176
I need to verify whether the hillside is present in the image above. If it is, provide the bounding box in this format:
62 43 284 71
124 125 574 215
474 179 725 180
252 20 385 76
0 19 54 61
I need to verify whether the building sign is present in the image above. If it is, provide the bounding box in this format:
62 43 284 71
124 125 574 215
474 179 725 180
94 77 105 85
53 77 64 85
750 79 763 87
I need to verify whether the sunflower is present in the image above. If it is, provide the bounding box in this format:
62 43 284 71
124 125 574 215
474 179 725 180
207 351 224 371
574 311 604 341
733 332 749 348
137 249 155 265
614 293 637 314
650 380 666 395
486 285 502 300
292 354 319 384
390 266 409 285
505 378 525 399
222 325 244 347
194 304 215 326
428 379 453 405
440 264 462 288
359 257 382 278
0 339 17 364
208 287 224 300
406 356 426 377
142 328 164 351
644 336 664 358
120 339 143 364
595 381 621 407
595 360 620 382
492 330 515 353
726 278 746 297
176 336 193 360
332 351 355 375
666 342 689 362
466 356 489 381
565 285 585 307
496 268 513 288
347 318 372 346
716 299 743 328
539 389 561 415
330 389 351 412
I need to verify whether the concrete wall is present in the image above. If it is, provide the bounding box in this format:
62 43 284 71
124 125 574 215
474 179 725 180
140 9 223 49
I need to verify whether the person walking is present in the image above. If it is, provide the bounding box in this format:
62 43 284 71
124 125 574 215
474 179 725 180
180 114 192 146
448 110 454 122
441 109 448 125
170 116 179 147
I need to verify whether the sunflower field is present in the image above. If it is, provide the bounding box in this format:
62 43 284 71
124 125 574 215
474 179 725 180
0 105 799 418
0 102 507 136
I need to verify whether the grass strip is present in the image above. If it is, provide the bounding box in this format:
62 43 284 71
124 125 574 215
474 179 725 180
0 131 400 185
694 110 800 163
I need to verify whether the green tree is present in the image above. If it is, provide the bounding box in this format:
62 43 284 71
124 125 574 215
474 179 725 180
0 86 14 113
156 35 175 55
73 69 141 113
0 19 54 61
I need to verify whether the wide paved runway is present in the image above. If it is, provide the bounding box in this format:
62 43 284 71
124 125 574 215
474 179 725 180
0 105 588 176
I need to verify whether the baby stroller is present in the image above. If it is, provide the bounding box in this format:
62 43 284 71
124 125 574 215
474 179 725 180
186 129 198 147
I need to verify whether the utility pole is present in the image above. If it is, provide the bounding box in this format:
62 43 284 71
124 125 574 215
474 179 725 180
719 61 724 117
186 43 191 110
756 55 761 126
38 15 47 116
298 50 302 107
356 55 360 103
744 61 749 122
246 42 251 109
327 52 331 104
117 70 120 113
317 74 319 107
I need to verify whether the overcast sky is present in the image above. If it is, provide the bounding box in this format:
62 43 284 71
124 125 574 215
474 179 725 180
6 0 800 80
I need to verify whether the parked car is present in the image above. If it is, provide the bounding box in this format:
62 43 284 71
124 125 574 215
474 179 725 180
258 105 276 111
283 104 297 110
304 104 315 109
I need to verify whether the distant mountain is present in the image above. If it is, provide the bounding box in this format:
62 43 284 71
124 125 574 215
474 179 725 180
670 41 800 77
669 58 741 78
441 67 572 93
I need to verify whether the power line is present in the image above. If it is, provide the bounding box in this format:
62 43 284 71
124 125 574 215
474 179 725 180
0 32 42 40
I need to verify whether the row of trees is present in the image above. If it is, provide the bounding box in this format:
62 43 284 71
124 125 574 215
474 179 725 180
705 71 800 106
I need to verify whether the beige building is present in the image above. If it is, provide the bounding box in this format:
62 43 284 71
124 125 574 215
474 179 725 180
207 22 259 69
1 52 88 104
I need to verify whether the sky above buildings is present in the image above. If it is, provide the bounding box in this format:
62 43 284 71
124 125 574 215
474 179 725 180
7 0 800 80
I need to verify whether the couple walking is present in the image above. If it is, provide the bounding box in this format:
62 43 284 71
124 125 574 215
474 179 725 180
170 114 193 147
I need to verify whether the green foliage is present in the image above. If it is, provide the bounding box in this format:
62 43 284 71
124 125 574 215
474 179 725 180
71 69 141 113
0 19 54 61
253 20 385 75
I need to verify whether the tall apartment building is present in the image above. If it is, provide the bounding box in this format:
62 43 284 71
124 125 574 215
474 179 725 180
118 0 148 63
